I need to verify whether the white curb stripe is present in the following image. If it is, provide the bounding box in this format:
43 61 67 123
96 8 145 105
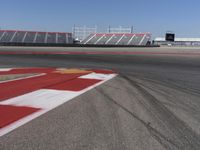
0 68 13 72
0 89 78 109
79 73 116 80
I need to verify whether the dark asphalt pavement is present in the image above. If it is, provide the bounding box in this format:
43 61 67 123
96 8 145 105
0 47 200 150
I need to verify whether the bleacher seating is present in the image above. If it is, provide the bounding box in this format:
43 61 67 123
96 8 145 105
106 34 123 45
81 34 95 44
47 33 56 43
86 35 103 45
24 32 36 43
0 30 73 44
140 34 151 45
0 31 4 40
81 33 151 46
35 32 46 43
57 33 67 43
118 34 133 45
12 31 26 43
0 31 14 42
128 35 143 45
97 34 113 44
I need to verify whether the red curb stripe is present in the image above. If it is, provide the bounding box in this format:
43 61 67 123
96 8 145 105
0 68 55 75
0 105 40 128
47 78 101 91
0 73 89 101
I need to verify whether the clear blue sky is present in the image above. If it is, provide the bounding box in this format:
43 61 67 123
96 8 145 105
1 0 200 37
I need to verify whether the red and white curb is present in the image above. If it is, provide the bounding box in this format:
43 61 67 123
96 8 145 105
0 68 117 136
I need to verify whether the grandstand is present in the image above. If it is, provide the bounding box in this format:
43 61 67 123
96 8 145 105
0 30 73 45
0 29 152 47
81 33 151 46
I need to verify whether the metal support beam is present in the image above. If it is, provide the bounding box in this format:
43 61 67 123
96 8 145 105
10 31 17 42
22 32 28 43
116 34 125 45
139 34 146 45
94 34 105 45
84 34 96 44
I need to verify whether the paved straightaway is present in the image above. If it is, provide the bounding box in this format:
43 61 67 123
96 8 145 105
0 47 200 150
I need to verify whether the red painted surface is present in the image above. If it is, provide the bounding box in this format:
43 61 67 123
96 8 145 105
93 33 150 36
113 33 125 36
47 78 101 91
0 67 115 133
96 34 105 36
0 68 55 75
0 73 89 101
105 34 114 36
0 105 40 128
124 34 135 37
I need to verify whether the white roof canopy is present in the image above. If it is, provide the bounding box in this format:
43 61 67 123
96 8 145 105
155 37 200 42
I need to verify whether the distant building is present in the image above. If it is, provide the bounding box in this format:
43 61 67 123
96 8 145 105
154 37 200 46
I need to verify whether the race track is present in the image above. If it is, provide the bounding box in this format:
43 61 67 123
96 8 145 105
0 47 200 150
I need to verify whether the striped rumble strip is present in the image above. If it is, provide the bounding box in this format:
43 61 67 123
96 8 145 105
0 67 117 136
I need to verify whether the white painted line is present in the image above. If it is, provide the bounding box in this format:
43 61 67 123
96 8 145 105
33 32 38 43
22 32 28 43
0 31 6 41
127 34 136 45
94 34 106 45
139 34 146 45
0 68 13 72
105 34 115 44
0 89 78 109
10 31 17 42
116 34 125 45
79 73 116 80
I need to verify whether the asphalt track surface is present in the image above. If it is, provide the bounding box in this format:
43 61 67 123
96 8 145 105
1 47 200 150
